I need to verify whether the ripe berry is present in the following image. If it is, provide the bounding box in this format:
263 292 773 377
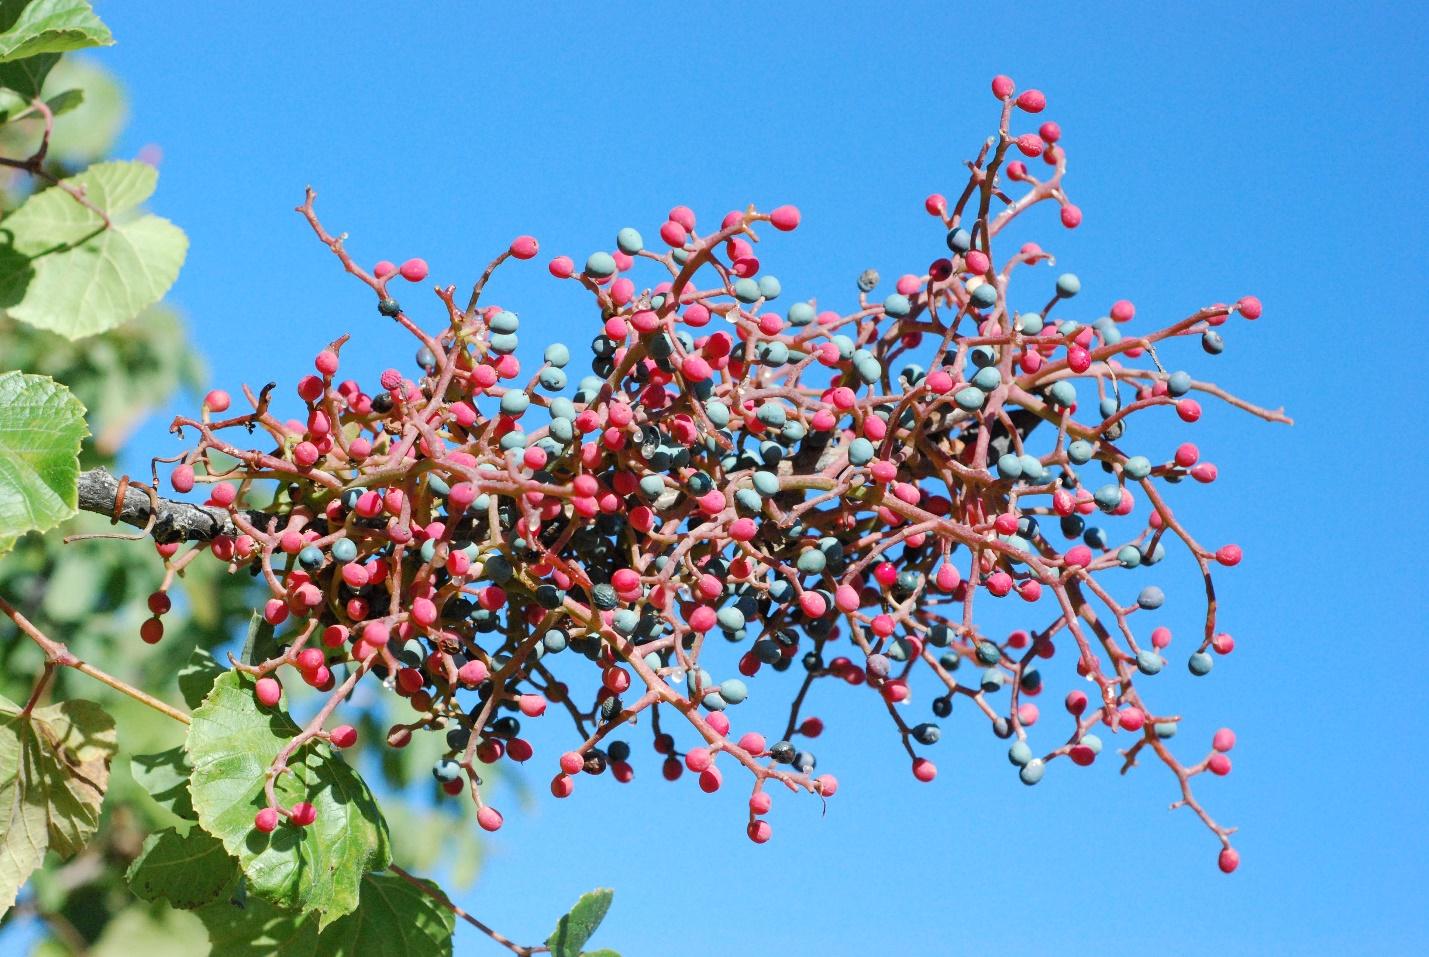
329 725 358 749
1218 847 1240 873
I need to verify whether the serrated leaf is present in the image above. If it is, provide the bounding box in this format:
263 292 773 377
197 889 319 957
0 693 116 917
195 870 455 957
0 371 86 542
547 888 615 957
185 671 391 928
312 872 455 957
126 826 239 909
0 0 113 61
0 160 188 339
177 647 224 710
131 746 194 819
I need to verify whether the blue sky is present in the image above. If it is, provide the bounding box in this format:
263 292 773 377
22 2 1429 954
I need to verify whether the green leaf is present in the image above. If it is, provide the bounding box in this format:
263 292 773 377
239 609 279 666
177 647 224 710
547 888 615 957
44 84 79 114
0 0 113 61
195 871 456 957
0 693 116 917
0 160 188 339
0 50 55 97
43 54 126 161
185 671 391 929
126 826 239 910
581 951 622 956
87 902 211 957
197 889 318 957
0 371 86 543
130 746 194 820
311 872 455 956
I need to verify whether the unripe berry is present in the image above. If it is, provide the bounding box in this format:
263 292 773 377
254 807 279 833
1218 847 1240 873
477 806 503 831
991 74 1015 98
204 389 231 413
1016 89 1046 112
510 235 539 259
399 258 429 282
912 757 937 782
769 205 801 231
255 677 282 708
289 802 317 827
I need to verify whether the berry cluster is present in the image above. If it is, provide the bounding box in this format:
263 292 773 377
144 76 1284 872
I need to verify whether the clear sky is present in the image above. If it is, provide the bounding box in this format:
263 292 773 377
32 2 1429 954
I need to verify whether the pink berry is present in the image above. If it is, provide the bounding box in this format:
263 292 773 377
171 464 195 494
1218 847 1240 873
912 757 937 782
1038 121 1061 143
1208 754 1232 776
315 350 339 375
746 820 772 844
750 791 772 814
1110 299 1135 322
1060 204 1082 228
991 74 1015 98
330 725 358 749
1212 632 1236 655
1236 296 1262 320
399 258 429 282
769 205 801 231
518 694 547 717
289 802 317 827
509 235 539 259
254 807 279 833
374 260 397 279
204 389 231 413
477 806 503 832
560 751 585 775
1016 89 1046 113
1215 544 1242 566
255 677 282 708
924 193 947 216
1118 706 1145 732
816 774 838 797
1176 399 1202 422
548 256 574 278
1213 728 1237 752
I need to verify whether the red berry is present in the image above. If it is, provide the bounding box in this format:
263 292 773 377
477 806 503 831
912 758 937 782
139 617 163 644
1060 204 1082 228
254 807 279 833
509 235 539 259
399 258 429 282
330 725 358 749
1016 89 1046 113
991 74 1015 98
289 802 317 827
204 389 231 413
1218 847 1240 873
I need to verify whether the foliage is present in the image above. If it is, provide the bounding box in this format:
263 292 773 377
0 1 1291 954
